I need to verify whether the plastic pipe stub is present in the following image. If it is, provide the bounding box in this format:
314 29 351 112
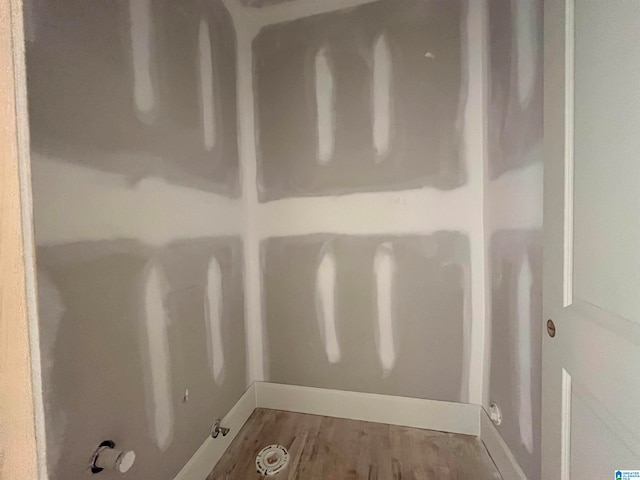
91 441 136 474
116 450 136 473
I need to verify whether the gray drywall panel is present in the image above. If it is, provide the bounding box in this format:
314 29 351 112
262 233 469 402
488 230 542 480
36 237 246 480
253 0 465 201
24 0 239 195
487 0 543 180
25 1 246 477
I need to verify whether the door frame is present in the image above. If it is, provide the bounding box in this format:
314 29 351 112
542 0 571 477
0 0 41 478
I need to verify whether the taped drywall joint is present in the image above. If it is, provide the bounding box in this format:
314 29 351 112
314 45 335 166
374 242 397 376
372 33 392 160
315 242 340 363
198 18 217 151
205 255 225 385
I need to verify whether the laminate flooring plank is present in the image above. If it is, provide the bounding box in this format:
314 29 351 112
208 408 502 480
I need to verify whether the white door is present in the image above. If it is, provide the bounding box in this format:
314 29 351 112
544 1 640 479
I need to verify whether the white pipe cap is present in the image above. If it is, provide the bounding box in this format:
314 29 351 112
117 451 136 473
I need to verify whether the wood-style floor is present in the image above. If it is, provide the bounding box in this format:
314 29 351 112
208 408 502 480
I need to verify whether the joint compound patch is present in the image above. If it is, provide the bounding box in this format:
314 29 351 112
256 445 289 476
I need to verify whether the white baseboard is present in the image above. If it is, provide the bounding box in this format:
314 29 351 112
173 383 256 480
255 382 480 436
479 409 528 480
175 382 528 480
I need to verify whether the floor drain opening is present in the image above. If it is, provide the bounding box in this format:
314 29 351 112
256 445 289 476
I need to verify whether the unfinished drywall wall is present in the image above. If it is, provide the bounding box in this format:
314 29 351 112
36 239 246 479
239 0 488 406
23 0 542 476
24 0 246 478
487 1 543 479
262 234 469 401
26 0 239 196
253 0 465 201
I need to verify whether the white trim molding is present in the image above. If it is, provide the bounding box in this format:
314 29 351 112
255 382 480 436
479 408 528 480
175 383 528 480
173 383 256 480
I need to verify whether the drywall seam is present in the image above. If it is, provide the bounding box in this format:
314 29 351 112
464 0 489 407
31 155 242 246
205 256 225 384
143 262 174 451
315 242 340 363
487 161 544 232
237 0 383 28
251 165 540 237
460 261 473 404
517 255 534 454
373 242 397 375
129 0 157 123
234 18 265 383
223 0 263 38
314 45 335 165
198 18 216 151
515 0 538 107
11 0 48 474
479 0 494 410
254 188 476 237
372 33 392 160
